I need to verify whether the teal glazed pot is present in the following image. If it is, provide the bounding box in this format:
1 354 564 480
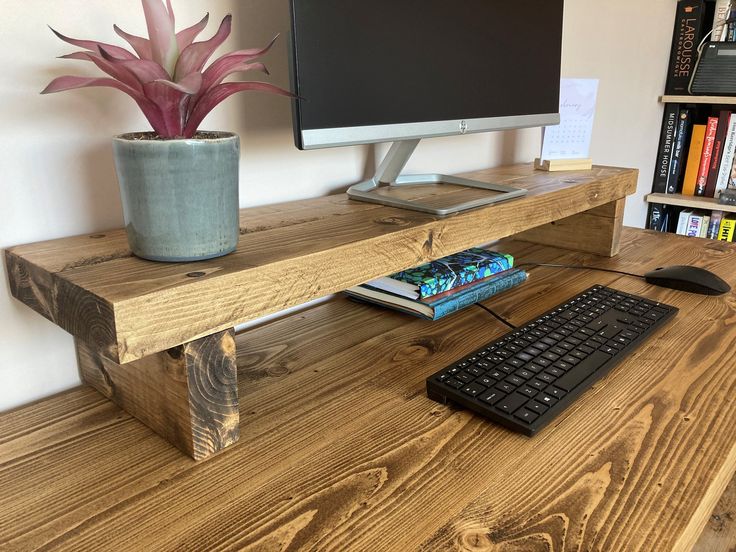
113 132 240 262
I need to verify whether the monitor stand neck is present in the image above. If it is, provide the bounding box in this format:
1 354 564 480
346 139 528 216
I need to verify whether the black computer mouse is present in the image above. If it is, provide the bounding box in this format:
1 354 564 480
644 265 731 296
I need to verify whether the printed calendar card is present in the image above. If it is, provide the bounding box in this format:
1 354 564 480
540 78 599 161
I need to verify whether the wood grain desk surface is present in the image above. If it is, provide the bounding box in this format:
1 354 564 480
1 228 735 551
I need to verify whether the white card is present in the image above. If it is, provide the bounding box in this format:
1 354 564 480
540 78 599 161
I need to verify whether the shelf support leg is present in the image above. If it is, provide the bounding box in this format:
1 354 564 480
76 329 239 461
515 198 626 257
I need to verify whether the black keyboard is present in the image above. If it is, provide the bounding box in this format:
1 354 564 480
426 285 678 435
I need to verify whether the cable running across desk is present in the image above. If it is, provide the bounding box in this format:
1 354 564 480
473 263 646 330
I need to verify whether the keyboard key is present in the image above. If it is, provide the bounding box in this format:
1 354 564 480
445 378 464 389
479 390 505 405
545 386 566 399
542 352 560 362
496 382 515 394
541 337 558 347
495 393 528 414
515 369 534 380
550 346 567 356
527 401 549 414
553 360 573 372
462 383 486 397
524 346 543 356
467 365 485 376
537 372 556 384
529 379 547 390
537 393 558 406
519 385 538 398
554 351 612 391
546 367 564 377
505 375 525 387
561 355 580 366
514 408 539 423
477 376 496 387
534 358 552 368
457 372 474 383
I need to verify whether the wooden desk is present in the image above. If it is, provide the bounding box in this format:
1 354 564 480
1 228 734 551
5 164 636 459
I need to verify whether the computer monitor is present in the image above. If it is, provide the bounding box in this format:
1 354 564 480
289 0 564 215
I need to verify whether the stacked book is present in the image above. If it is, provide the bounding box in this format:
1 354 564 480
346 248 527 320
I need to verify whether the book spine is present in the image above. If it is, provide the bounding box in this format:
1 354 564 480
665 0 705 95
431 270 528 320
700 215 710 238
719 216 736 241
705 111 732 197
647 203 674 232
682 124 706 195
653 104 681 193
713 0 732 42
708 210 725 239
685 213 702 237
696 117 719 195
667 109 692 193
716 114 736 194
676 209 691 235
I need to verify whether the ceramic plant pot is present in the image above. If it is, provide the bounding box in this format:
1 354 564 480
112 131 240 262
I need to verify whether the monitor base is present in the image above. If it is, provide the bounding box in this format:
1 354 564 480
346 140 527 217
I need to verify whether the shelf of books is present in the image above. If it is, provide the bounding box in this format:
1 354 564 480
647 0 736 242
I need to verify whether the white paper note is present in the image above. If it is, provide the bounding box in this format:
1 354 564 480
540 78 599 161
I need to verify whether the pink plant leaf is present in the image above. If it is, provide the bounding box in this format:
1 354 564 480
143 81 189 136
113 25 153 60
200 36 277 95
98 46 169 84
166 0 175 27
153 72 203 95
49 27 137 60
41 75 168 135
176 13 209 52
184 81 294 137
59 51 144 93
142 0 179 76
174 14 232 81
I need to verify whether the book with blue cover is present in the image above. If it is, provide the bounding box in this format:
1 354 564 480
367 248 514 300
346 268 528 321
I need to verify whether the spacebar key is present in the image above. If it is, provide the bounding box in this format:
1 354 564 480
554 351 612 391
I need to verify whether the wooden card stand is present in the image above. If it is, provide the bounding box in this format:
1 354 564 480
535 158 593 172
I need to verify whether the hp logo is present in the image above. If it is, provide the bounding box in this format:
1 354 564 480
459 120 468 134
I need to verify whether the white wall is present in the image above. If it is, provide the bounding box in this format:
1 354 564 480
0 0 675 411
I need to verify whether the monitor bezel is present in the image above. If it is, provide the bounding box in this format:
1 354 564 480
288 0 562 151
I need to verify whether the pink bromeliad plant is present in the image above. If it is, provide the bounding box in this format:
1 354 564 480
42 0 293 138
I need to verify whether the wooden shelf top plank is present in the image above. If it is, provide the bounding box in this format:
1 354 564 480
6 164 637 363
1 228 734 551
660 95 736 105
646 192 736 213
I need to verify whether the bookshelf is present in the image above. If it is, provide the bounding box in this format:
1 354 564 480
648 1 736 239
660 95 736 105
6 164 636 460
646 192 736 213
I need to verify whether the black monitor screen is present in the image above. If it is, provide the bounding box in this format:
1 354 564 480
290 0 564 136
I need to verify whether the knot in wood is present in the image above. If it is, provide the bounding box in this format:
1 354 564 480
457 528 493 551
374 216 409 226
